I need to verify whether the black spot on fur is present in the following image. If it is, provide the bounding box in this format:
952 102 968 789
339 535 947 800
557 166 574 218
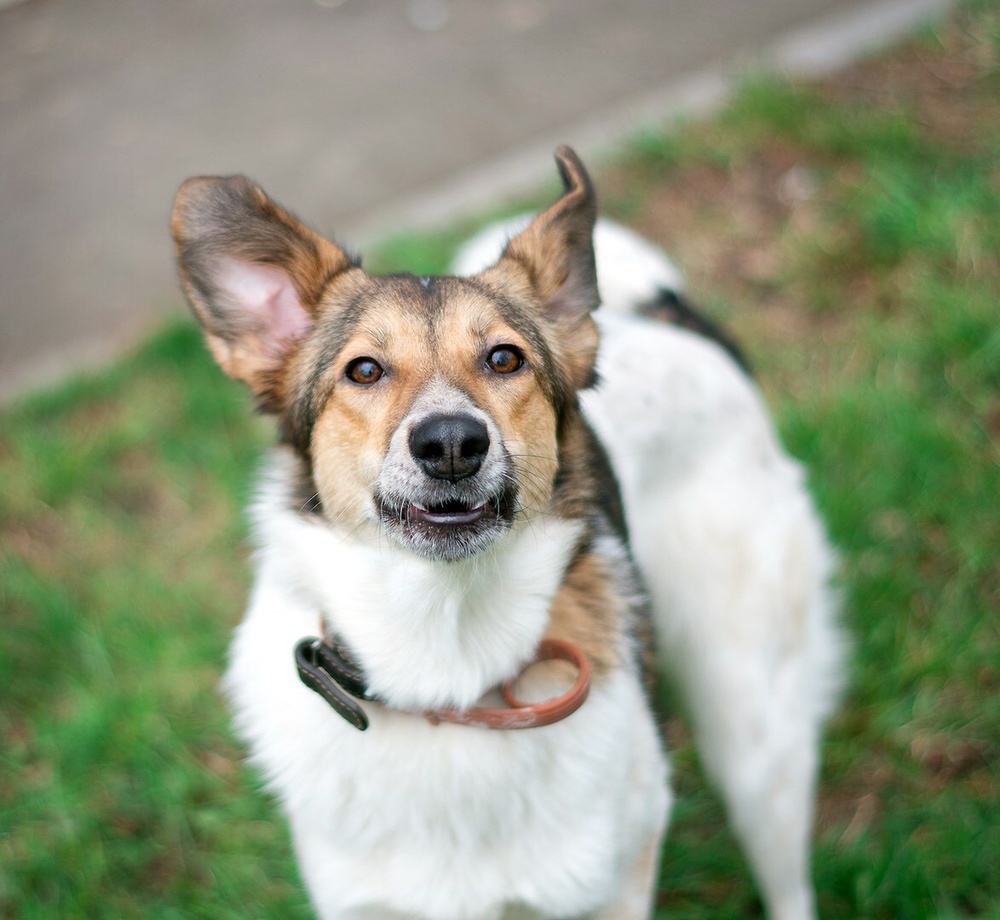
640 288 751 376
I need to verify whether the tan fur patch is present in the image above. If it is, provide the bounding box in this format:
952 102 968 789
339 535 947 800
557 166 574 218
546 547 624 679
310 282 439 528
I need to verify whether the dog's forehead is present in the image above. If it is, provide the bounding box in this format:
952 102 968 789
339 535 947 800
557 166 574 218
330 274 537 353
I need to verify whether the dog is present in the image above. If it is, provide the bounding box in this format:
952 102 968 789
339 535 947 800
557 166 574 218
172 146 843 920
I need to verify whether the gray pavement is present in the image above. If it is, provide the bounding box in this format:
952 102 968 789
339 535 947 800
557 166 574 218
0 0 949 401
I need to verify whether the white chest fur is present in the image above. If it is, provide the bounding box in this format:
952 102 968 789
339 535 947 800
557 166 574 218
225 466 669 919
252 462 585 711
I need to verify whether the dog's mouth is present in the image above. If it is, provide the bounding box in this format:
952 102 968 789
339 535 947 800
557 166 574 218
377 489 516 561
408 499 489 526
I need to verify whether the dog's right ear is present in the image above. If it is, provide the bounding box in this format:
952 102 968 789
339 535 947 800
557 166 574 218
171 176 357 406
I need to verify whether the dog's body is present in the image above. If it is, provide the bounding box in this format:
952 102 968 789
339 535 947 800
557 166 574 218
172 149 842 920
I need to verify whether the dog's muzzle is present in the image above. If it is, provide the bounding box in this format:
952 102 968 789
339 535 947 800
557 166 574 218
376 411 516 561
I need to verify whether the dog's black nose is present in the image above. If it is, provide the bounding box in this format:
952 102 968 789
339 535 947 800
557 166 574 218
409 414 490 482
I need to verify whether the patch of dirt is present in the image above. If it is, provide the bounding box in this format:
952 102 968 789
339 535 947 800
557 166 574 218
104 448 180 519
3 508 69 578
909 732 993 789
821 8 1000 156
814 748 898 842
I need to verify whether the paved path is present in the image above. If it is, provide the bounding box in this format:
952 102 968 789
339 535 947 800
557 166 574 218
0 0 948 400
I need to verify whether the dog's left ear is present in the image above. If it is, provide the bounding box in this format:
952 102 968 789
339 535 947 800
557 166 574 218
480 146 599 389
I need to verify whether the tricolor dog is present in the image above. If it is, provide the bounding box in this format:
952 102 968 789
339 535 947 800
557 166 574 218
172 147 842 920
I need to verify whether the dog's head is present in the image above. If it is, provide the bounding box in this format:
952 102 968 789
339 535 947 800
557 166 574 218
172 147 599 562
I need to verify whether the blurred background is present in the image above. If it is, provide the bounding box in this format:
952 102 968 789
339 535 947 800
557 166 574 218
0 0 943 401
5 0 999 916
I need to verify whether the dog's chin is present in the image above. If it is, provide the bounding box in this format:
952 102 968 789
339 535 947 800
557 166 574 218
377 490 516 562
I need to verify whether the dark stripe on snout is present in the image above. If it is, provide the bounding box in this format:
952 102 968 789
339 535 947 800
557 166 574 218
279 289 369 457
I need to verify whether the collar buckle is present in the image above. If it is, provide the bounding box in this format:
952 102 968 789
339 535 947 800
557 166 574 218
294 638 370 731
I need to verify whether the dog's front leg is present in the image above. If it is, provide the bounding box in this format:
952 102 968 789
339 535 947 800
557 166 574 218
591 828 663 920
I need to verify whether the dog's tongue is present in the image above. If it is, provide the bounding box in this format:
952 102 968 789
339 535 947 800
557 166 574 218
409 501 485 526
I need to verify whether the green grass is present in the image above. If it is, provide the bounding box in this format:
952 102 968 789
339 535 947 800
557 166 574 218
2 3 998 917
0 326 311 918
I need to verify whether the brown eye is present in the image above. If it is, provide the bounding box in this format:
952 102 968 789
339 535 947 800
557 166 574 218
346 357 384 385
486 346 524 375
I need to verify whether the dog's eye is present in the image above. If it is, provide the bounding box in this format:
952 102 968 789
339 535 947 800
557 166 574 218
486 346 524 375
345 357 384 385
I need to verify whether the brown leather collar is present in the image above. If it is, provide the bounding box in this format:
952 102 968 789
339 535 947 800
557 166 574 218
294 632 591 732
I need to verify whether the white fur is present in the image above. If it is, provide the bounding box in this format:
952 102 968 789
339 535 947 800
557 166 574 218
226 217 842 920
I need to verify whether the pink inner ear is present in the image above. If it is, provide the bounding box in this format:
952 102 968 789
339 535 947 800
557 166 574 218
217 257 310 349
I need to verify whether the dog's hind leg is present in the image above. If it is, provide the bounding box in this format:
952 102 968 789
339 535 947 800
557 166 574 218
631 462 843 920
583 299 843 920
586 341 837 917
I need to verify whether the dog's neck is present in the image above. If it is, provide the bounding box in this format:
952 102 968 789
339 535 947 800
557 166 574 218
255 449 585 711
